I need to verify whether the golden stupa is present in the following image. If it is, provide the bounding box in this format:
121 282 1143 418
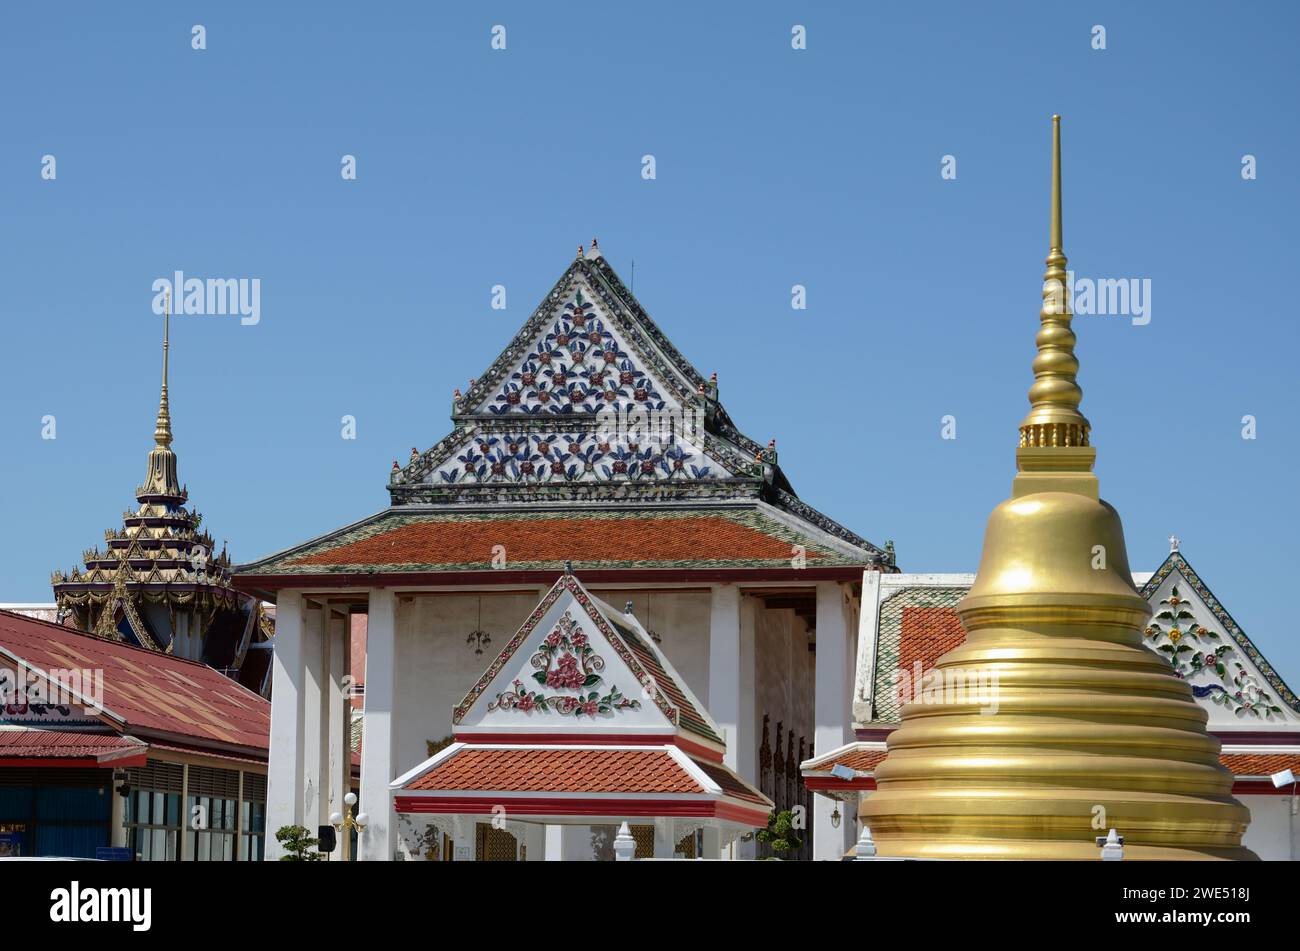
858 116 1256 860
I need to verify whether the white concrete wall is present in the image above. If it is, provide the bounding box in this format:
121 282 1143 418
393 591 557 774
1240 795 1298 860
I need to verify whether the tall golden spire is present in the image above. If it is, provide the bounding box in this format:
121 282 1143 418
859 116 1255 860
141 292 182 499
1019 115 1090 453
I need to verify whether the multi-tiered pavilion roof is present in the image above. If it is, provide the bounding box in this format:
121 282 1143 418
237 243 893 592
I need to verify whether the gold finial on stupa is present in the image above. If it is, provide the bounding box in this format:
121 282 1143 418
859 116 1255 860
1019 115 1090 454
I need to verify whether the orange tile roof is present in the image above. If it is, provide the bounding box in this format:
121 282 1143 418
405 747 701 794
808 747 888 774
898 606 966 674
809 747 1300 780
1220 752 1300 778
291 515 814 569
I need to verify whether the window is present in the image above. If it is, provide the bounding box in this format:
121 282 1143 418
186 794 235 861
125 788 181 861
239 799 265 862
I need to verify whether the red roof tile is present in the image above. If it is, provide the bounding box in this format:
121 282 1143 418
0 610 269 753
290 515 817 570
898 606 966 674
405 747 701 794
809 746 1300 780
1220 752 1300 778
808 747 888 774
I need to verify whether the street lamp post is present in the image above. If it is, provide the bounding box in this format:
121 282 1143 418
329 791 368 861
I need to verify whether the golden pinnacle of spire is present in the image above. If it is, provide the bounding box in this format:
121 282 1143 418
1019 114 1090 455
141 292 182 498
154 291 173 448
858 116 1255 860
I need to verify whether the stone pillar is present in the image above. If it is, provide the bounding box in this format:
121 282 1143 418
359 589 397 861
301 603 324 829
653 818 675 858
525 823 546 862
735 594 758 860
265 590 305 859
544 824 564 861
813 582 852 860
708 584 742 769
110 781 127 848
700 826 722 860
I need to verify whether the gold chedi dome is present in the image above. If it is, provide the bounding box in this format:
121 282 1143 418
858 117 1256 860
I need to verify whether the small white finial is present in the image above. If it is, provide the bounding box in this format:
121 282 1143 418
1169 534 1180 552
1099 828 1124 861
855 824 877 860
613 821 636 861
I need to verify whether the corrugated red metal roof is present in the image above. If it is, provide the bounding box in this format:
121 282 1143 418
0 729 145 761
0 609 269 753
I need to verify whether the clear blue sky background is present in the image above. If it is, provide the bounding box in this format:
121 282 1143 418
2 3 1297 680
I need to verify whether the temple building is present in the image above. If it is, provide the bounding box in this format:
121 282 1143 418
49 306 273 697
391 569 771 860
236 242 894 860
803 541 1300 859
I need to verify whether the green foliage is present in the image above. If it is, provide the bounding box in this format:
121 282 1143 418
756 809 803 856
275 824 323 861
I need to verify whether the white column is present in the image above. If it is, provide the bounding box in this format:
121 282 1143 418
708 584 742 769
525 823 546 862
700 826 722 860
653 818 675 858
327 609 350 830
265 590 305 860
735 594 758 860
110 787 126 848
544 824 564 861
452 816 474 862
359 589 398 861
813 582 852 860
301 604 324 830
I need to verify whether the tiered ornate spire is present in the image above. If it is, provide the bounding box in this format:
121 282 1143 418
51 308 271 694
859 117 1255 860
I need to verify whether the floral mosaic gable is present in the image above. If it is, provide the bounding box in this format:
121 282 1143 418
1139 552 1300 719
479 289 678 419
452 573 707 737
391 254 777 500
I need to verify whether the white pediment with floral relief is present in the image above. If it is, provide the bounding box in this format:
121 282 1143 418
1141 555 1300 726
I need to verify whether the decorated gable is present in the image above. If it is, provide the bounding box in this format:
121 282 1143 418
392 250 769 502
1140 551 1300 726
453 572 723 747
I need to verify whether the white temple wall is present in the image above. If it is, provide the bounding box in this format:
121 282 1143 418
590 588 711 708
755 607 816 771
1239 796 1298 860
393 591 542 773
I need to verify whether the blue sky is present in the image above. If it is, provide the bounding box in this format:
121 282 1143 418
2 2 1297 680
